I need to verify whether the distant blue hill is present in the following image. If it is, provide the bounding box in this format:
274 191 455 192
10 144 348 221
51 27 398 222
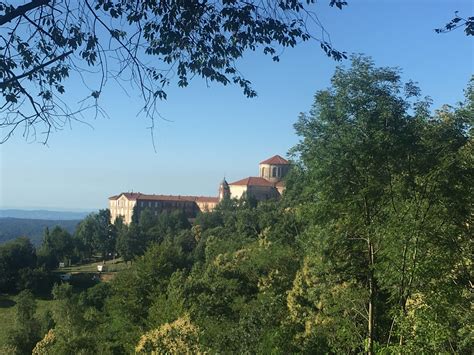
0 217 82 245
0 209 92 220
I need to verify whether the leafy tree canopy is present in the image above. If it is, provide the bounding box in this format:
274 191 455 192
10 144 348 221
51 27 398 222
5 289 43 355
0 237 37 292
435 11 474 36
0 0 347 143
287 56 472 354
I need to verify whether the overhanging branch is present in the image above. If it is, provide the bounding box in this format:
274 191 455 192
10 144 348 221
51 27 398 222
0 50 73 89
0 0 50 26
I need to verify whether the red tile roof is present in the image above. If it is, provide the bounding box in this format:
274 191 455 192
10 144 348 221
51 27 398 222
229 177 275 187
259 155 289 165
139 194 195 202
109 192 142 200
196 196 219 203
109 193 218 203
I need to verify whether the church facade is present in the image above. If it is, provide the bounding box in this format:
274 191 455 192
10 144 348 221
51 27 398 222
109 155 290 224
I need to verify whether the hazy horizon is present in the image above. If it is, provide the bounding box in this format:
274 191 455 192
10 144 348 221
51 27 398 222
0 207 96 213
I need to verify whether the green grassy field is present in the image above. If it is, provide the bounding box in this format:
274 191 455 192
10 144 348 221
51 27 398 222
0 294 55 347
57 257 128 274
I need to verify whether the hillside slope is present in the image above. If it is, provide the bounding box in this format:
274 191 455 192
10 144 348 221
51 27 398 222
0 218 81 245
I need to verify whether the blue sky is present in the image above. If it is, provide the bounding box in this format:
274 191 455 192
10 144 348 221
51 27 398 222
1 0 472 210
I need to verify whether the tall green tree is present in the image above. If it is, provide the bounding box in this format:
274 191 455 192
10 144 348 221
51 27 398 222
40 283 100 353
6 290 43 354
116 222 145 263
95 209 116 260
75 209 116 261
0 237 37 292
75 215 97 260
139 208 157 236
38 226 74 268
287 57 472 353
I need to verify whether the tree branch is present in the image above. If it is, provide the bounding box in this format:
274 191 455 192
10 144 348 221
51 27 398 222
0 50 73 88
0 0 51 26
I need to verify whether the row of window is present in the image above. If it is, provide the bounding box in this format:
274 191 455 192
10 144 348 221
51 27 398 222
138 200 195 208
111 204 197 215
114 200 134 207
111 209 131 215
113 200 196 208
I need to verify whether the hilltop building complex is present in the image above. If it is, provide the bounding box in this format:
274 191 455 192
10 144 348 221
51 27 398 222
109 155 290 224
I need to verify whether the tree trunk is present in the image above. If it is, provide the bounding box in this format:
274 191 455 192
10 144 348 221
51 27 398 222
368 240 375 355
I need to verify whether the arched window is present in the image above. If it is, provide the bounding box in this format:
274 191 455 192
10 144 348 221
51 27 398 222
272 167 277 177
261 167 265 177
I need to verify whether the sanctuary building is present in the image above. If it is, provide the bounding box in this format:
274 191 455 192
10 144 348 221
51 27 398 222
109 155 290 224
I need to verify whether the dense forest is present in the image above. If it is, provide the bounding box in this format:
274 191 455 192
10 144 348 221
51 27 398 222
1 58 472 354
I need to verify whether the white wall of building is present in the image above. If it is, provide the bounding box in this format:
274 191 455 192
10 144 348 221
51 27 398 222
109 195 136 224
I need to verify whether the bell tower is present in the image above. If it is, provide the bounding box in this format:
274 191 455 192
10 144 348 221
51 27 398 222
218 178 231 201
259 155 290 183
